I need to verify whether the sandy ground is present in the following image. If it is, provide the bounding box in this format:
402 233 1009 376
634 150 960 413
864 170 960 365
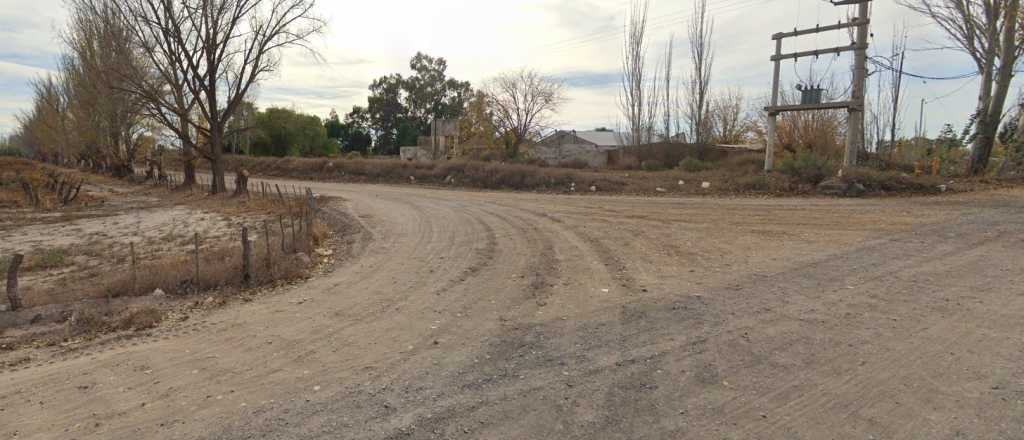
1 182 283 308
1 178 1023 439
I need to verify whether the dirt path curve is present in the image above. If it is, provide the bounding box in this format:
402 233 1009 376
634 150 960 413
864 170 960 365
2 181 1023 439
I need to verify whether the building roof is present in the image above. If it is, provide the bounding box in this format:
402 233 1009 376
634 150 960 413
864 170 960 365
575 130 624 147
541 130 624 148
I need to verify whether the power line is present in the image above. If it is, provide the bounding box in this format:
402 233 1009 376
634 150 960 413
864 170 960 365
867 56 977 81
537 0 756 52
540 0 768 55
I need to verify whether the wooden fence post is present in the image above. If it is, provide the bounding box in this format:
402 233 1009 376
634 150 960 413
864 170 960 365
241 226 254 285
278 214 286 252
193 232 200 283
130 242 138 296
290 215 297 252
275 184 286 205
305 188 317 239
264 220 272 271
6 254 24 311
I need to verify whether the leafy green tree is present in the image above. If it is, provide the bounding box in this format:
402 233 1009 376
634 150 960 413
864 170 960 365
935 123 964 151
325 109 344 140
365 53 472 155
341 106 373 153
404 53 473 133
251 107 337 157
367 74 407 154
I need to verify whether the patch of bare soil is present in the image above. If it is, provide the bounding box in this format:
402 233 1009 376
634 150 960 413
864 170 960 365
0 170 354 359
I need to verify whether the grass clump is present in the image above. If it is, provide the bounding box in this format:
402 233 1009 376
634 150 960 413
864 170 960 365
840 168 943 194
778 150 837 185
678 157 715 173
641 160 666 172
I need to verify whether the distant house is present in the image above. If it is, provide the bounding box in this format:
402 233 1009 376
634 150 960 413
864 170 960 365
534 130 626 167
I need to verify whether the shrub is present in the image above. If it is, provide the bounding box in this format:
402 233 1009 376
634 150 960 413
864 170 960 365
25 248 68 272
560 158 590 169
0 147 24 158
678 157 715 173
115 307 164 331
778 150 837 185
840 168 943 194
720 153 764 172
641 160 666 172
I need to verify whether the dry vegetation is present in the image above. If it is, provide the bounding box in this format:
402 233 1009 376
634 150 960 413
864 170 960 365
1 158 342 351
168 151 1018 198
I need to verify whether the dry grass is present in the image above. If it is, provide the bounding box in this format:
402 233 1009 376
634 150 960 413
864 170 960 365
0 157 103 210
165 152 975 197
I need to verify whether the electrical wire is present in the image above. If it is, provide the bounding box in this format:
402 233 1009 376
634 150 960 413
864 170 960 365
867 56 978 81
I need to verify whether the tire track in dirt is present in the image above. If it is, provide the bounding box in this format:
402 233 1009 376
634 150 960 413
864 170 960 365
674 209 1023 438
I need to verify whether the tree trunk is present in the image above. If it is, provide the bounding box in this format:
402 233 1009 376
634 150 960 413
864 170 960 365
233 169 249 197
208 128 227 194
180 116 196 186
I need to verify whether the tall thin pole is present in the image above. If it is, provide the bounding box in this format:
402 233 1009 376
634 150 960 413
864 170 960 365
846 1 871 168
766 38 783 172
889 47 906 155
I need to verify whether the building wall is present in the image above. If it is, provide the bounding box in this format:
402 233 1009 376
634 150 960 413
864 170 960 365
532 143 609 168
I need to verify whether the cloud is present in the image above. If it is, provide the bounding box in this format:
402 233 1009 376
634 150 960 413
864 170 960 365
552 70 619 90
0 0 1011 137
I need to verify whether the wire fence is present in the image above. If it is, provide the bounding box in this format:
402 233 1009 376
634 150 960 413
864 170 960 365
3 168 322 313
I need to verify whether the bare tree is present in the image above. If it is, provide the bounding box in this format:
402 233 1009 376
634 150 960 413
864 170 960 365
483 69 566 158
866 66 893 152
619 0 658 146
63 0 149 176
661 35 675 141
110 0 325 193
887 23 909 156
709 88 752 145
684 0 715 145
900 0 1023 174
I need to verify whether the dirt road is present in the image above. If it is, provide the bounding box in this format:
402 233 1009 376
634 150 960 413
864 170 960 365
3 181 1023 439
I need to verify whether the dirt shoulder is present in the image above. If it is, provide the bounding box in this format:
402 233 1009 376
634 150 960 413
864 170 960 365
1 159 360 364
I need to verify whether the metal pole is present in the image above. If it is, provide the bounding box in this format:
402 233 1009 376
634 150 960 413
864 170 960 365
766 38 783 172
846 4 871 168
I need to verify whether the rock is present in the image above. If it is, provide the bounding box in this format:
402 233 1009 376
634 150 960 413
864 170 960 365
408 176 416 183
655 187 668 193
678 180 685 186
589 185 597 192
0 304 8 312
296 253 312 266
701 181 711 189
938 184 948 192
151 288 167 297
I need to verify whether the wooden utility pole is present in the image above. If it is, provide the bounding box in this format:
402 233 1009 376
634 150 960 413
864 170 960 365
764 0 872 170
846 0 871 167
766 38 783 171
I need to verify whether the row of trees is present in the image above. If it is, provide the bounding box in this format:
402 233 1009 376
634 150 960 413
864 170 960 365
618 0 721 146
12 0 324 192
326 54 567 159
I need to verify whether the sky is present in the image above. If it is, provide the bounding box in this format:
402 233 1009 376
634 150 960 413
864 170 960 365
0 0 1006 139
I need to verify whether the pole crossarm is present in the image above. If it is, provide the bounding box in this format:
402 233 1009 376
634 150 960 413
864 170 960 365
764 101 859 116
772 18 869 40
771 44 867 62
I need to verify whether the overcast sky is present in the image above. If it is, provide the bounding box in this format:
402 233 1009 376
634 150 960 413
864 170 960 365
0 0 1007 138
